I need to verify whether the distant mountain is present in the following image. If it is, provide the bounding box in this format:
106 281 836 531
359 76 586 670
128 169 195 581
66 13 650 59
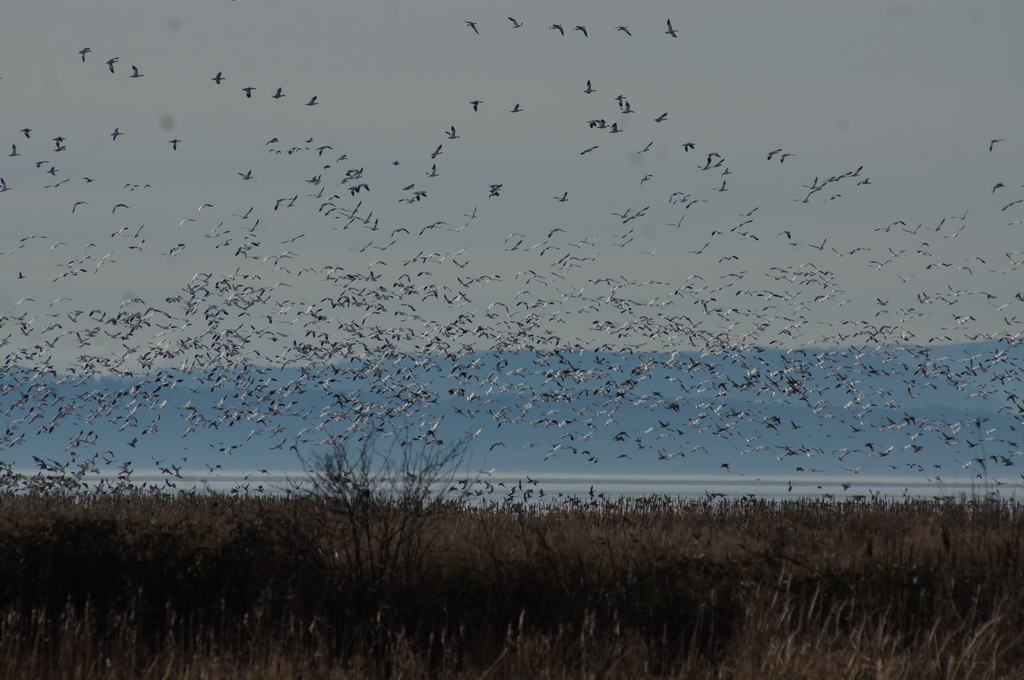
2 339 1021 493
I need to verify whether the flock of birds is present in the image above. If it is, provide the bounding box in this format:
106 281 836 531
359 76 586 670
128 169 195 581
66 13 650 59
0 15 1023 497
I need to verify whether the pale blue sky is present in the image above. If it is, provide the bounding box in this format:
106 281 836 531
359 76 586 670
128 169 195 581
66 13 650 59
2 0 1023 367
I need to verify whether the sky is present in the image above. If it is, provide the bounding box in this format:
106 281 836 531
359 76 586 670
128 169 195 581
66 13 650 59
0 0 1023 496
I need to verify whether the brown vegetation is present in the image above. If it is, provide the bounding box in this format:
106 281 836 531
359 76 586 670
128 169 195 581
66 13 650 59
0 492 1022 678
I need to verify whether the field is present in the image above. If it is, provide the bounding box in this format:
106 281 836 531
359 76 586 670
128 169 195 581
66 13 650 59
1 491 1022 679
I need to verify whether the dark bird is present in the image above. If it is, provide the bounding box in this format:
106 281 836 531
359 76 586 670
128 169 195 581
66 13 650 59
272 88 284 98
242 87 256 98
574 25 588 36
990 139 1005 152
111 128 122 140
305 96 318 106
169 139 181 150
106 57 118 73
465 20 479 34
615 26 632 36
212 71 225 84
79 48 91 62
550 24 564 35
470 100 483 111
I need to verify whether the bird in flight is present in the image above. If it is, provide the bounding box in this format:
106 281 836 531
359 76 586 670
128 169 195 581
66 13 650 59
305 96 318 106
470 100 483 111
666 19 679 37
550 24 564 35
111 128 123 140
990 139 1005 152
242 87 256 98
465 21 479 34
79 48 91 62
169 139 181 150
106 57 119 73
585 80 595 94
510 103 522 113
615 26 632 36
130 65 143 78
508 17 523 28
212 72 225 84
272 88 284 99
574 25 588 36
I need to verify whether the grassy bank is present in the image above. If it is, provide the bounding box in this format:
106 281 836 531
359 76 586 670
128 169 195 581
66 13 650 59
0 493 1022 678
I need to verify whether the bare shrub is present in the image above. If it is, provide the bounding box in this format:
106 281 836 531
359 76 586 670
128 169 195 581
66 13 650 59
302 429 471 599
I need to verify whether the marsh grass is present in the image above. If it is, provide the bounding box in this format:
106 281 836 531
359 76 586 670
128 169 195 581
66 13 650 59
0 493 1022 678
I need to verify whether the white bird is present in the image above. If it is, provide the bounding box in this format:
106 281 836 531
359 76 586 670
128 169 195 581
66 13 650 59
666 19 679 37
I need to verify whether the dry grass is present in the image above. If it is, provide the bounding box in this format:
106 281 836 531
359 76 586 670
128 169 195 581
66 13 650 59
0 493 1022 678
